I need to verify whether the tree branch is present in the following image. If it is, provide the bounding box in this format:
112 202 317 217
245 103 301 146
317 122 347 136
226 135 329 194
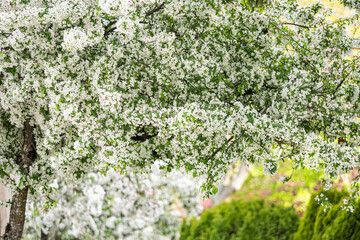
145 2 166 17
103 20 117 37
131 125 158 142
209 136 234 160
283 22 310 29
0 31 12 37
331 62 360 100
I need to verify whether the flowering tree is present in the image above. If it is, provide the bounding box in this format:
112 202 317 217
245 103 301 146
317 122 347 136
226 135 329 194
0 0 360 238
341 0 360 11
24 162 202 240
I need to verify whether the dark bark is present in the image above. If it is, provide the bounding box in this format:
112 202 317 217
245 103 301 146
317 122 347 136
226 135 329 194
40 230 48 240
145 2 165 17
3 187 28 240
2 120 37 240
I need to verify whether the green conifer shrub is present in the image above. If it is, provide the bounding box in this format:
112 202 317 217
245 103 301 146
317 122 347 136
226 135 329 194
294 189 360 240
180 199 299 240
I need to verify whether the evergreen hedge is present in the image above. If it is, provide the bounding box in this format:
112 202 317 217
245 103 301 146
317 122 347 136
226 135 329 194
294 189 360 240
180 199 299 240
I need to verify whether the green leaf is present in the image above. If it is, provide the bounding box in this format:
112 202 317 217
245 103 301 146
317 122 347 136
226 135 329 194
18 177 24 188
212 186 218 194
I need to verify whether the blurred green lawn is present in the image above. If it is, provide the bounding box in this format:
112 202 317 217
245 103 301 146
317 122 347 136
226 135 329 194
231 161 326 216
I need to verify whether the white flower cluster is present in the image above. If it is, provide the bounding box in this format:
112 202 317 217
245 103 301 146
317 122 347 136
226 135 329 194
340 198 355 212
62 28 91 52
25 164 203 239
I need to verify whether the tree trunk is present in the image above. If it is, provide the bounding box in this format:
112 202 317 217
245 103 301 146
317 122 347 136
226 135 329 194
3 187 28 240
40 230 49 240
211 163 249 205
2 120 37 240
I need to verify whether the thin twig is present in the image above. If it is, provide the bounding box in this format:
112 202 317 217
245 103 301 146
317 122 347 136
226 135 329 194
283 22 311 29
209 136 234 160
145 2 166 17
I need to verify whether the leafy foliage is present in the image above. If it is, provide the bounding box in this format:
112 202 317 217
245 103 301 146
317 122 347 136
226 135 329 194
180 199 299 240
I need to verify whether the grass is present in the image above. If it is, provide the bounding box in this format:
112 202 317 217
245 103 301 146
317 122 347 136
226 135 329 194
231 161 325 216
